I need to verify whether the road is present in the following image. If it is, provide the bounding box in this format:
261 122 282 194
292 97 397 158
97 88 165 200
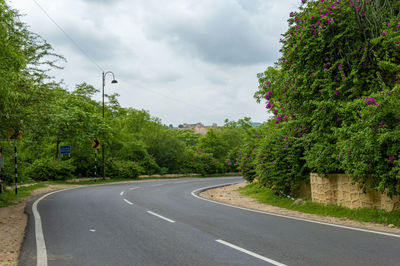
20 176 400 265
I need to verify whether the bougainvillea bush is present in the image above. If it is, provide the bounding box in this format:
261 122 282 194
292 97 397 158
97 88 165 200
237 125 267 182
256 121 309 196
255 0 400 195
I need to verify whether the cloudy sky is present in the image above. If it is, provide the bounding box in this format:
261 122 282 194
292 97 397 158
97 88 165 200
8 0 300 126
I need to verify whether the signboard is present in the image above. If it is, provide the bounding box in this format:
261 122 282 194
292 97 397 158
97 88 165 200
8 127 22 140
60 146 71 154
92 138 101 149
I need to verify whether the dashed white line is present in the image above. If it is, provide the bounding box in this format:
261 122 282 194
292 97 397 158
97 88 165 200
129 187 139 190
150 184 163 187
146 211 175 223
89 229 96 232
124 199 133 205
216 239 286 266
120 191 124 196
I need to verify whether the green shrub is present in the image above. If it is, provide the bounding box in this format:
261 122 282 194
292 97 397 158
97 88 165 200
256 122 309 196
24 158 76 181
106 159 144 179
193 152 224 176
237 143 258 182
237 125 266 182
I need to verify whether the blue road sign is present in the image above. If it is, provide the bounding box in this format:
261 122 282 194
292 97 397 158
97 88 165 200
60 146 71 154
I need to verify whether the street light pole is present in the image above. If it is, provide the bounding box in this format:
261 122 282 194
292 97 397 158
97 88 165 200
102 71 118 180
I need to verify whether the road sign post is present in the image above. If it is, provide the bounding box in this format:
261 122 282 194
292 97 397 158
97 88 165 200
94 149 97 182
8 127 22 194
0 146 3 194
92 139 101 182
14 140 17 194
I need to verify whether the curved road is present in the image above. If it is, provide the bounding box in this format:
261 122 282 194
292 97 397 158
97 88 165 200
20 177 400 265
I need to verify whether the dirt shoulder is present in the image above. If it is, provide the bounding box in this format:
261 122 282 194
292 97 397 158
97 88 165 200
200 182 400 234
0 184 81 266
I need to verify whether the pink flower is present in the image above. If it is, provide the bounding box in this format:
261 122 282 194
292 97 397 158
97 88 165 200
365 97 375 105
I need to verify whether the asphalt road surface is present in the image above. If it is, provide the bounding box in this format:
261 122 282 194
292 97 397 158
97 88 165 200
20 176 400 265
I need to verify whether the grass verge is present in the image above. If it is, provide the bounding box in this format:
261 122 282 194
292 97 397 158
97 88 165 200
238 183 400 227
0 183 47 208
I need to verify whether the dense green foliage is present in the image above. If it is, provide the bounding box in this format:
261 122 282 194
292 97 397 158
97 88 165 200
0 1 253 187
248 0 400 196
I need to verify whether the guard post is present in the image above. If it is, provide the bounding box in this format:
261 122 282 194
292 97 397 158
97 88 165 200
0 146 3 193
92 138 101 182
14 140 17 194
8 126 22 194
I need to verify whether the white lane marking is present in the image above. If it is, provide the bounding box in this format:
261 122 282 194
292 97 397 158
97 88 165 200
146 211 175 223
191 184 400 239
216 239 286 266
120 191 124 196
129 187 139 190
89 229 96 232
33 188 75 266
124 199 134 205
150 183 163 187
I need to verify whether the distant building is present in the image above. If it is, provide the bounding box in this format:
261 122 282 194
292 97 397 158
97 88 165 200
175 122 218 135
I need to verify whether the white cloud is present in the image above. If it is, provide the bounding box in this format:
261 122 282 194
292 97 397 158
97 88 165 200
8 0 300 126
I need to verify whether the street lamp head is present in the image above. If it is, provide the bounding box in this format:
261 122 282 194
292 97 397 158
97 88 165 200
111 79 118 84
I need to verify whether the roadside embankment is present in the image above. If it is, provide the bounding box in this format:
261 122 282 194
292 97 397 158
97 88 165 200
200 182 400 234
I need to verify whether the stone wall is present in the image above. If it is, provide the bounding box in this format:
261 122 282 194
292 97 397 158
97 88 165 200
310 173 400 212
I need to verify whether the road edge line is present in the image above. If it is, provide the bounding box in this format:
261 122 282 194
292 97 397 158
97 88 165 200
32 188 77 266
191 183 400 238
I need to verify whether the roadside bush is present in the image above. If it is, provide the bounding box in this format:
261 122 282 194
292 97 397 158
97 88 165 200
24 158 76 181
256 122 308 196
106 159 144 179
237 124 266 182
193 152 224 176
336 93 400 195
237 142 258 182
